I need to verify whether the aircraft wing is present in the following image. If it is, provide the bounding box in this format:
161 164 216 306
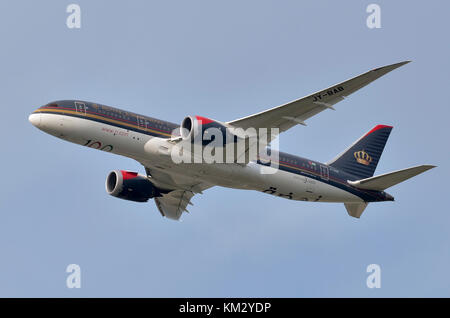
142 164 213 220
227 61 410 143
154 190 195 220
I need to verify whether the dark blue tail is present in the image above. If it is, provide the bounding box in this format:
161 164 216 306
328 125 393 180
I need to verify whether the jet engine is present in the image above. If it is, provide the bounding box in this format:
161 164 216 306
176 115 264 163
105 170 158 202
180 115 232 145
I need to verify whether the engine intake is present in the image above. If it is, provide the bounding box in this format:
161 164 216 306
180 115 233 145
106 170 158 202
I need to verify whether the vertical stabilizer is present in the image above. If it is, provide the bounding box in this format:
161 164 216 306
328 125 393 180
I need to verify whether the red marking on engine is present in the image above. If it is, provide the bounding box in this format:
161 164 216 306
121 171 138 180
195 116 214 125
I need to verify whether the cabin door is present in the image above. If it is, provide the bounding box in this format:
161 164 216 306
320 165 329 181
75 101 87 115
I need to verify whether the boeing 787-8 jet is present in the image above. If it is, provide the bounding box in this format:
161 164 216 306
29 61 434 220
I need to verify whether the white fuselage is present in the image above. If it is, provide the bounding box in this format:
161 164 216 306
31 112 363 203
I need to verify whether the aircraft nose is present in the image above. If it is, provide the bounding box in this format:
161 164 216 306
29 112 41 128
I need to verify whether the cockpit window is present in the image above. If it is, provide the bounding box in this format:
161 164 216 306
45 102 58 107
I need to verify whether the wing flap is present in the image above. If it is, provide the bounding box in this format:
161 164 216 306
140 162 213 220
155 190 195 220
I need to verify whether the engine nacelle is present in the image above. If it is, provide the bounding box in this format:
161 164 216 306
177 115 264 163
105 170 158 202
180 115 231 145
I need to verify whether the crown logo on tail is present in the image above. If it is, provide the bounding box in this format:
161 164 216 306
354 150 372 166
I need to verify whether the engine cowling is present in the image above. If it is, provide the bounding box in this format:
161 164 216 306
180 115 231 144
105 170 158 202
177 115 262 163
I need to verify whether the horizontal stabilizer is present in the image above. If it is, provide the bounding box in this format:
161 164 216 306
345 202 368 218
347 165 436 191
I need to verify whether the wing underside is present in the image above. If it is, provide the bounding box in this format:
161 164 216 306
142 164 213 220
154 190 194 220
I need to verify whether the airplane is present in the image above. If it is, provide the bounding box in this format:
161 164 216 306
29 61 435 220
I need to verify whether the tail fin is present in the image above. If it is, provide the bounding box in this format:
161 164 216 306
328 125 393 179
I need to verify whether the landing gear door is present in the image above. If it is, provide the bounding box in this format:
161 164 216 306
75 101 87 115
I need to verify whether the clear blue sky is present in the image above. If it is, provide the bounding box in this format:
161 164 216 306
0 0 448 297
